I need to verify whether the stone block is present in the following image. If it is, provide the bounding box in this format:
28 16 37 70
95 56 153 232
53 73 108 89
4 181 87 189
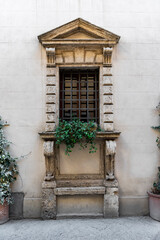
46 86 56 95
45 123 56 132
63 51 74 63
103 67 112 75
104 180 118 188
104 123 114 131
46 67 56 76
55 54 63 63
54 187 105 196
103 95 113 104
46 104 56 113
103 105 113 113
46 95 56 104
42 181 56 189
95 54 103 63
104 113 114 122
103 86 113 95
85 51 96 63
104 193 119 218
9 192 24 219
42 189 56 219
75 48 84 62
46 76 56 85
103 76 113 85
46 113 55 122
106 187 118 195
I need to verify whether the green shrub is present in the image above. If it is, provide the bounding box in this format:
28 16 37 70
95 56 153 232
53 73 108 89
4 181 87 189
0 117 19 204
152 167 160 194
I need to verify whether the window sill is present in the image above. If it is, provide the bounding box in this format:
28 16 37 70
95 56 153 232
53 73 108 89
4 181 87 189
39 131 121 141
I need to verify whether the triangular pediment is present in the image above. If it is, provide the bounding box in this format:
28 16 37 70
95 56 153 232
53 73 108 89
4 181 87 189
60 29 104 40
38 18 120 47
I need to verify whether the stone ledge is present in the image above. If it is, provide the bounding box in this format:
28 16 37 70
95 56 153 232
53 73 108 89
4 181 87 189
54 187 105 195
39 131 121 141
56 213 103 219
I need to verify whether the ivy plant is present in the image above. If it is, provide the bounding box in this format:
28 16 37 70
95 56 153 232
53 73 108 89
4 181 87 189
55 119 98 155
0 117 19 205
152 167 160 194
152 102 160 149
151 103 160 194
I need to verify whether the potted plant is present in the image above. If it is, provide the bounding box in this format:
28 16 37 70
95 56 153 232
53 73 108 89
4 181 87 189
148 103 160 221
0 117 19 224
55 119 98 155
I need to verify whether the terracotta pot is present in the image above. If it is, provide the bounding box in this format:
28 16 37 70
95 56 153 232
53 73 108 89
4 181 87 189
148 191 160 221
0 201 9 224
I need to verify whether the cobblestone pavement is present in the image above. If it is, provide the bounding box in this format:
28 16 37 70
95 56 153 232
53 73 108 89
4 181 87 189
0 217 160 240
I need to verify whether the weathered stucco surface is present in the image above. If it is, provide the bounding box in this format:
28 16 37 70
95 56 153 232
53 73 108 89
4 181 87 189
0 0 160 217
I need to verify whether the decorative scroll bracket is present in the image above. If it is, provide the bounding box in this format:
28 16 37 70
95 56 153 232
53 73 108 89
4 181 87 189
46 47 56 66
103 46 113 66
105 140 116 180
43 141 55 181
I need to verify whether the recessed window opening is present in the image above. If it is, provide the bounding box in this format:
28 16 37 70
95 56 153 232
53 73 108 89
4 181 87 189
60 68 99 123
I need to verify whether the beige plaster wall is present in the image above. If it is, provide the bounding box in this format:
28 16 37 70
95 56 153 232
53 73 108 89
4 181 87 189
0 0 160 217
59 143 102 175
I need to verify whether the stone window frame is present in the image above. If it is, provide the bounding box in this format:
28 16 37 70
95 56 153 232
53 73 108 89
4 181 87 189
38 19 121 219
38 18 120 132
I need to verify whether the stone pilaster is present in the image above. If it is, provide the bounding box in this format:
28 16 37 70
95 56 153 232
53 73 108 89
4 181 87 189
42 181 56 219
45 51 57 131
42 141 57 219
104 140 119 217
103 47 114 131
104 180 119 218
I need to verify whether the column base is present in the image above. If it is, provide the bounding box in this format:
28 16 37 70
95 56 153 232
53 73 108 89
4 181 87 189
41 181 56 219
104 180 119 218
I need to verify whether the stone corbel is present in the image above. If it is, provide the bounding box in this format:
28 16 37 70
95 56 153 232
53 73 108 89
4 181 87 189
103 46 113 66
43 141 55 181
105 140 116 180
46 47 55 65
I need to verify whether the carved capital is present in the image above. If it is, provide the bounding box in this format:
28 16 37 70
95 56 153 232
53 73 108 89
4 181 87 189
46 47 55 65
103 47 113 66
105 140 116 180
